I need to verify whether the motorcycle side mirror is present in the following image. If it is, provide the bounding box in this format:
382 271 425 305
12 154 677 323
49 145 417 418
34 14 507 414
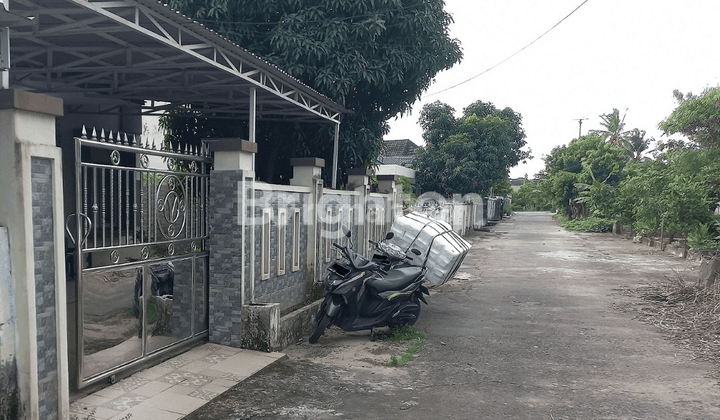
411 248 422 256
385 232 394 240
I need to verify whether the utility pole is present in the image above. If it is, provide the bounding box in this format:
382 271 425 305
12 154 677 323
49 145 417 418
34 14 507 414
574 118 587 138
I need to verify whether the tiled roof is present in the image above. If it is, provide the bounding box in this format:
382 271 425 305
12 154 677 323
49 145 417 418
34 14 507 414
379 139 420 167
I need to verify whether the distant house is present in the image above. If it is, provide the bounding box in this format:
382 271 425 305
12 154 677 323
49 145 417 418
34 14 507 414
511 177 526 191
379 139 420 167
376 139 419 180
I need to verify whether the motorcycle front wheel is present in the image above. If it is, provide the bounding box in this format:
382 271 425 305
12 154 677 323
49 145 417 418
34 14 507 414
309 313 333 344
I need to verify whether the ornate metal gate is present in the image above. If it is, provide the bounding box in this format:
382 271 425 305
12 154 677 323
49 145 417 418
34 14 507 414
67 126 211 389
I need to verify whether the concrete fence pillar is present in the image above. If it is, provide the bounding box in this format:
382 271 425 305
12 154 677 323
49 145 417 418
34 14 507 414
0 89 68 420
377 174 399 228
346 168 371 255
290 157 324 284
205 138 257 347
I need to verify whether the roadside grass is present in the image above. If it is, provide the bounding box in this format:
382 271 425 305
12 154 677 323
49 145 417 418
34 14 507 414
384 325 426 366
556 214 613 233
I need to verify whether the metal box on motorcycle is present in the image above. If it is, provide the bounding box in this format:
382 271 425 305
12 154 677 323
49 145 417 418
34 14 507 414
387 212 471 286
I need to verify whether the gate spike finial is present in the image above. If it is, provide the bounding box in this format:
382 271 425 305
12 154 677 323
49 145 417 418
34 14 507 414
123 132 129 146
91 127 98 140
129 133 135 146
152 139 156 149
81 125 88 139
101 128 107 142
109 130 115 143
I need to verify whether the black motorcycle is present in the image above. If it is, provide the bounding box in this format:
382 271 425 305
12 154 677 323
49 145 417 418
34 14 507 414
309 231 429 343
369 232 413 271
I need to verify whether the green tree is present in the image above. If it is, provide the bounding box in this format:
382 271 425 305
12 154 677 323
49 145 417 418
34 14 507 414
541 134 627 217
511 181 550 211
616 149 720 239
164 0 462 184
491 178 513 196
624 128 652 162
414 101 530 196
591 108 628 147
659 87 720 149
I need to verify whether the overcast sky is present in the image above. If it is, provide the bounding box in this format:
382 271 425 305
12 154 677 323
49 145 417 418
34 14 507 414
384 0 720 179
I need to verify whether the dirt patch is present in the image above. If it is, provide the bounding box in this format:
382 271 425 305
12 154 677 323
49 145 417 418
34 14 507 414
290 326 416 372
617 276 720 379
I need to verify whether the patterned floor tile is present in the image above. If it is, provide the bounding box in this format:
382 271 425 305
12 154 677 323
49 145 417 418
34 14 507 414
188 389 220 401
220 372 246 383
158 370 212 388
158 356 193 369
108 377 152 393
157 371 189 385
199 352 230 365
177 372 212 388
69 401 95 415
103 393 147 411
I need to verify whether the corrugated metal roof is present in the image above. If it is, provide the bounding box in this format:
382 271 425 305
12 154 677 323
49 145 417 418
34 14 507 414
5 0 348 123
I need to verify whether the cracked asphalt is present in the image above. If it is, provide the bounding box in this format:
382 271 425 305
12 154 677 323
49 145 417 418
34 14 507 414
185 212 720 420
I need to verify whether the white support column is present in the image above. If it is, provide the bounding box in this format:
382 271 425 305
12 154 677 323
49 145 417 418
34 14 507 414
0 25 8 89
1 0 12 90
1 0 34 90
331 123 339 189
249 87 257 173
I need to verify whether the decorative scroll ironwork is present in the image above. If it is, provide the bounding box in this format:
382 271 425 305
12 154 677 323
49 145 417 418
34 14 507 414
74 125 211 257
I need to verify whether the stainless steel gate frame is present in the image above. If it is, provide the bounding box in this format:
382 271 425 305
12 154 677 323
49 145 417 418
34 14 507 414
68 126 212 389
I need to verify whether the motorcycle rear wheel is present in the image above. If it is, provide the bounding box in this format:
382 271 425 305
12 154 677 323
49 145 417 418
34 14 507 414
388 298 421 328
309 313 333 343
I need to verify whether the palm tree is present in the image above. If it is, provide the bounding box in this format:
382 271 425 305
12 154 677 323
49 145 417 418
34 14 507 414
591 108 629 146
624 128 651 162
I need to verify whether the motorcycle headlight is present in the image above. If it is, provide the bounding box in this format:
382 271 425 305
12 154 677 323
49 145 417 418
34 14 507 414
324 273 345 289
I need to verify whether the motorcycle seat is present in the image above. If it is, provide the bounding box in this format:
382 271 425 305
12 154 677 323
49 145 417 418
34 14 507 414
367 267 422 292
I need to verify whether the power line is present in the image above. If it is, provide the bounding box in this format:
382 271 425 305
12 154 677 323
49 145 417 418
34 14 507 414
425 0 590 97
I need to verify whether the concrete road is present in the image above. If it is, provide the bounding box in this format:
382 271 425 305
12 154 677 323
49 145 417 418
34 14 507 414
186 212 720 419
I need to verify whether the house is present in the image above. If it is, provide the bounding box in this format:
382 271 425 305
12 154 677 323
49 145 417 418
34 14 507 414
0 0 349 417
376 139 419 185
0 2 479 418
511 177 527 191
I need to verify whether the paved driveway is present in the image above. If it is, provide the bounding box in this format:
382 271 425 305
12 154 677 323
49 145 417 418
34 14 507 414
186 212 720 420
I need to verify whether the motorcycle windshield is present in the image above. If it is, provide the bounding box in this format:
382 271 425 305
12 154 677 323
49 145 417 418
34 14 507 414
345 248 377 270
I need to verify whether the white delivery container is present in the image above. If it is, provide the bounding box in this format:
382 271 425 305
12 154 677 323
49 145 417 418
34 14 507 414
387 212 471 286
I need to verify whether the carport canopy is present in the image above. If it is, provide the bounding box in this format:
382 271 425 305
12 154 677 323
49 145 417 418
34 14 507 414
1 0 348 124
